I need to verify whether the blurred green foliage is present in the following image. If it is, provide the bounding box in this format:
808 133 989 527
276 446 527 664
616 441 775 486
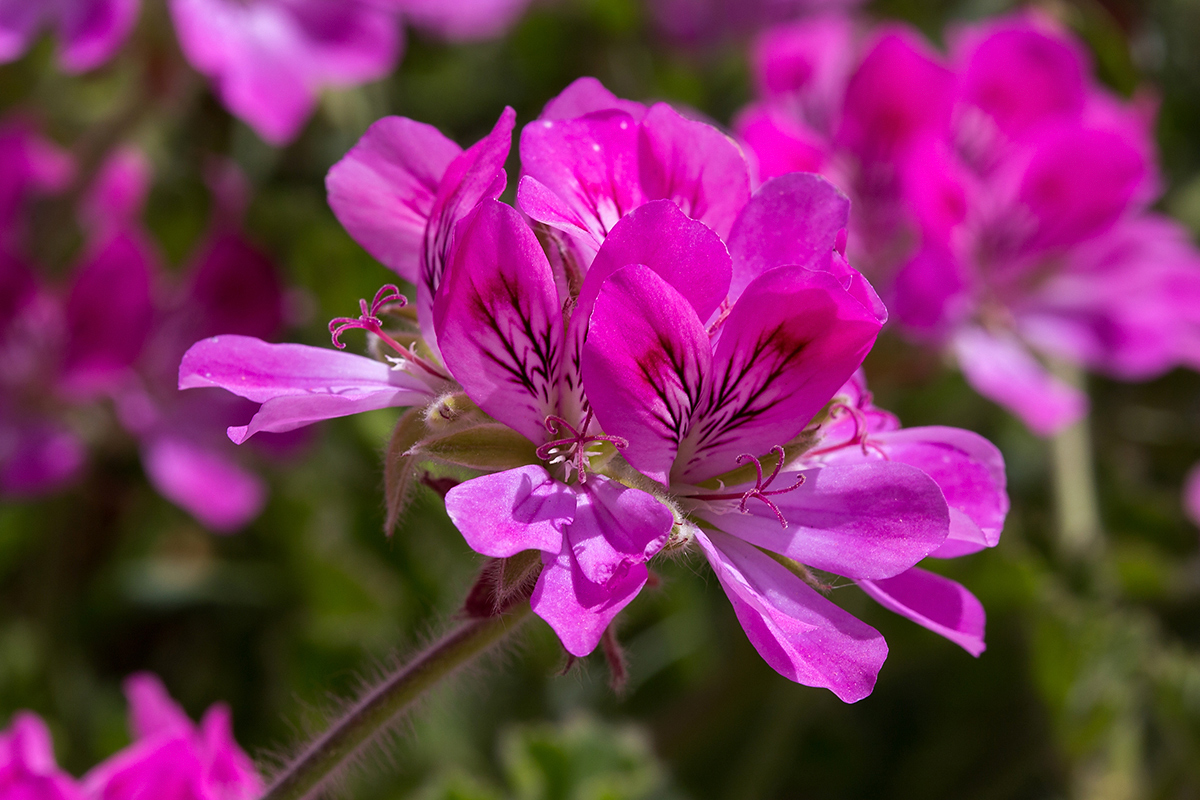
2 0 1200 798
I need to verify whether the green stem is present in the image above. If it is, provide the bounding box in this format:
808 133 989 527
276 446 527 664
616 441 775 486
261 602 531 800
1049 362 1103 560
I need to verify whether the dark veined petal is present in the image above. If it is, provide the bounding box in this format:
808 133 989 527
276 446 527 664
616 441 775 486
581 265 712 486
434 200 564 445
417 107 515 355
678 263 881 482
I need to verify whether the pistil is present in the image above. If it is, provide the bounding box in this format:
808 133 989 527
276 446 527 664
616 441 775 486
535 408 628 483
328 285 450 381
696 446 806 528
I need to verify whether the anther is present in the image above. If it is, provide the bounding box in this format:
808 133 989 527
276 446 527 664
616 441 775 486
534 408 628 483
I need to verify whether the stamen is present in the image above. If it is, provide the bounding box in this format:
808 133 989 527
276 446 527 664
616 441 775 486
327 285 450 381
534 408 628 483
806 402 890 459
692 445 806 528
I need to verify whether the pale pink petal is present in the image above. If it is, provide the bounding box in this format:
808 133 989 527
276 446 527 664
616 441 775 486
0 2 41 64
638 102 751 240
178 335 433 442
697 529 887 703
444 465 574 558
142 436 267 532
79 146 150 237
701 462 948 580
326 115 461 282
581 265 712 486
433 200 563 444
530 477 671 656
872 425 1007 551
859 567 986 656
953 326 1086 436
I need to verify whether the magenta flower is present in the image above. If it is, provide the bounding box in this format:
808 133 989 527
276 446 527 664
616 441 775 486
0 0 140 72
437 200 676 656
579 173 958 701
739 12 1200 435
0 711 83 800
83 673 261 800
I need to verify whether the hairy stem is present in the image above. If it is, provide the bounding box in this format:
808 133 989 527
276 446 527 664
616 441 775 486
1048 363 1103 560
262 602 531 800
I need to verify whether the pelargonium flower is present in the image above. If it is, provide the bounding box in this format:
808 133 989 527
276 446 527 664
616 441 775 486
738 12 1200 435
0 0 140 73
580 173 965 700
83 673 261 800
168 0 535 146
0 711 83 799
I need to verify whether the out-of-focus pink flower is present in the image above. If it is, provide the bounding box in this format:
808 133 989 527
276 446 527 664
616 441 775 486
0 0 140 72
168 0 536 146
168 0 402 145
83 673 262 800
648 0 862 45
739 12 1200 435
0 711 84 800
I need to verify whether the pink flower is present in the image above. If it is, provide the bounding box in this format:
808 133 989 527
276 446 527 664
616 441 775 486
579 173 955 701
83 673 261 800
739 12 1200 435
0 0 140 73
0 712 84 800
168 0 535 146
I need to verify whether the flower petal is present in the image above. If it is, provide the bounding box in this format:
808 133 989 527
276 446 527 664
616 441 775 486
696 529 887 703
638 102 750 240
538 76 647 121
178 335 432 442
0 418 85 498
54 0 141 73
953 326 1085 436
444 465 575 558
518 109 644 254
872 425 1008 550
434 200 564 445
679 264 881 482
859 567 986 656
726 172 849 304
582 265 712 486
701 462 948 580
60 231 156 397
123 672 194 741
530 477 671 656
399 0 530 41
576 198 733 326
418 107 514 355
142 436 267 533
326 115 462 282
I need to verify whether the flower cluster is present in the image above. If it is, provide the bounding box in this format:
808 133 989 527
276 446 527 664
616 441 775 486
182 78 1009 701
0 124 288 531
738 12 1200 435
0 673 259 800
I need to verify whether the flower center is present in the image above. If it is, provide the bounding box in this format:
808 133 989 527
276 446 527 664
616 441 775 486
697 446 806 528
534 408 628 484
328 284 449 381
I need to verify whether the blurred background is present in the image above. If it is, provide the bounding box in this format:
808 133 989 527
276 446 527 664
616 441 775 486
3 0 1200 798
